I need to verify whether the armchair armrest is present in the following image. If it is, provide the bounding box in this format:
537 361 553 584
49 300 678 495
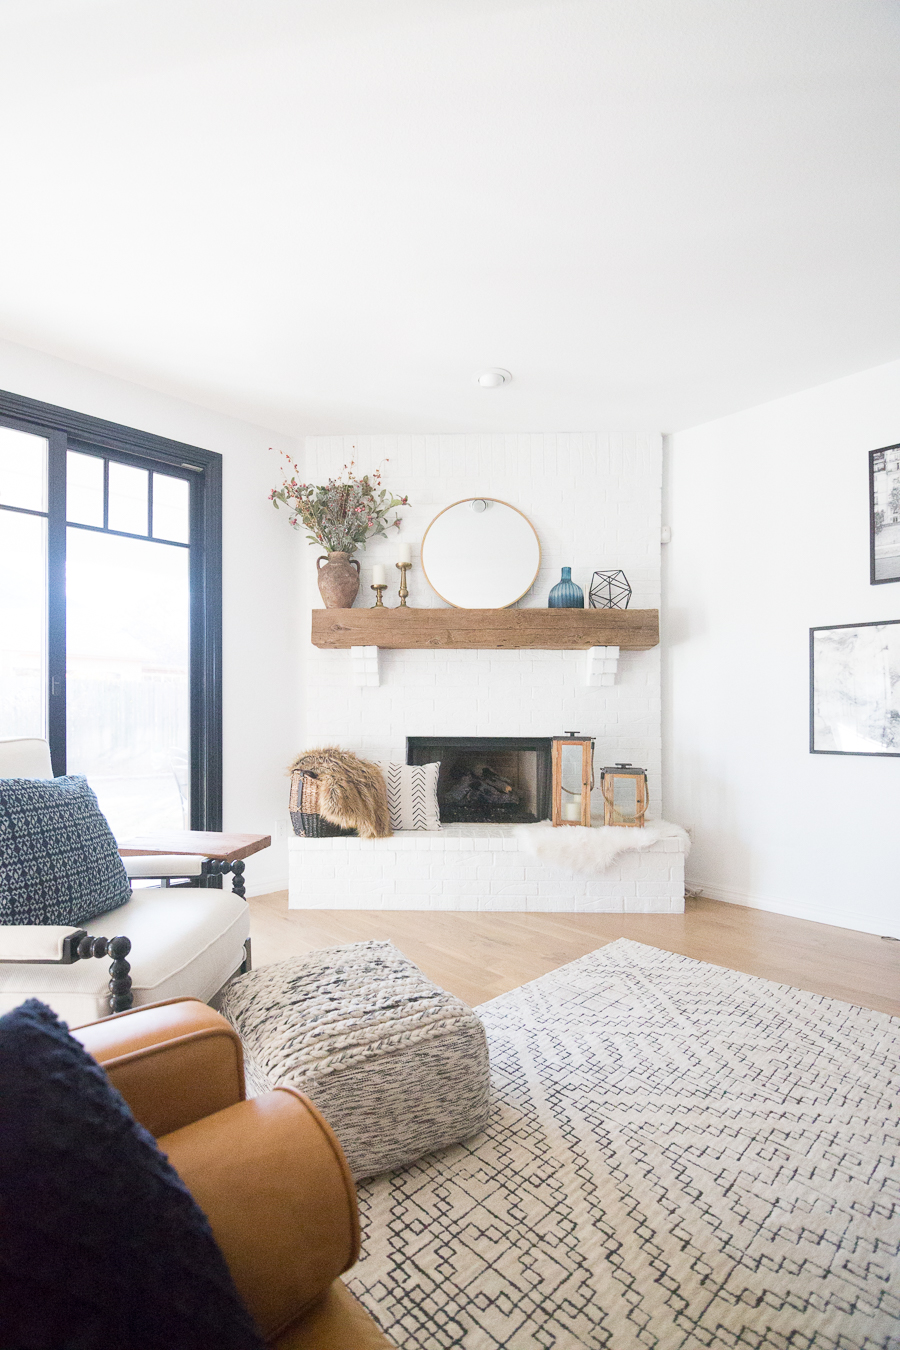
0 927 135 1013
73 997 245 1137
0 925 85 963
122 853 207 878
159 1087 361 1345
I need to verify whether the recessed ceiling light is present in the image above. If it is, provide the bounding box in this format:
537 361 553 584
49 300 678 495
476 368 512 388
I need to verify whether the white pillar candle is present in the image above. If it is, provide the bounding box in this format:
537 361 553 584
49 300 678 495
372 564 387 585
397 543 412 564
562 803 582 822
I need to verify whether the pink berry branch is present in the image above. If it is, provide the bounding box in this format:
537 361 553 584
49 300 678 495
269 451 409 555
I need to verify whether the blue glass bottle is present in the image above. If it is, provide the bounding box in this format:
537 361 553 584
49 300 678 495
548 566 584 608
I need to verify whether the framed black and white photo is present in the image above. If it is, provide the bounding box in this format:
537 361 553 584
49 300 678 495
870 443 900 584
810 620 900 756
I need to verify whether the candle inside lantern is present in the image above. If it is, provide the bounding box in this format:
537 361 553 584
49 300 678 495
562 803 581 822
372 564 387 585
397 543 412 565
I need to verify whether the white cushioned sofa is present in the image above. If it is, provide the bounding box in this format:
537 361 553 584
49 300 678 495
0 737 250 1022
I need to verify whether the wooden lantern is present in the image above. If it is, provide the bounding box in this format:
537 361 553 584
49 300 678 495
600 763 648 827
551 734 595 827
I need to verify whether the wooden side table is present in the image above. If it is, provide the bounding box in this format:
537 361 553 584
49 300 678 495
118 831 271 898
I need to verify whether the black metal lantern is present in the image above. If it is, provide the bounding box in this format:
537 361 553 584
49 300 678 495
589 570 632 609
600 763 648 827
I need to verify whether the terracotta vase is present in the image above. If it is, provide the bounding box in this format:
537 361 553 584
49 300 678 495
317 552 361 608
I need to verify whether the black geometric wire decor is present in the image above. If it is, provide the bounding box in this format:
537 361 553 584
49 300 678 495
589 570 632 609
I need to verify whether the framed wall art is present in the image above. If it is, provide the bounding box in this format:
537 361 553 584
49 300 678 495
810 620 900 757
870 443 900 584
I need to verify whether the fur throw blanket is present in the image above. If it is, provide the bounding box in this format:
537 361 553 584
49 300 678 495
289 747 392 839
514 819 690 874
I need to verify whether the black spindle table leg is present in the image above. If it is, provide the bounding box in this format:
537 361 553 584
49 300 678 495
200 856 246 896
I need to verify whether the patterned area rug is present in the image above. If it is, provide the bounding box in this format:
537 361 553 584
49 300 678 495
348 939 900 1349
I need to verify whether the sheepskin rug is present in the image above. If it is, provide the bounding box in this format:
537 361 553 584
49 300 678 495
514 818 690 874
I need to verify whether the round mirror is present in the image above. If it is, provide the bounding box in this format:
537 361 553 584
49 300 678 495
421 498 541 608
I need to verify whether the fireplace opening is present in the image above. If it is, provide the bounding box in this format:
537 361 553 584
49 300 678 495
406 736 552 825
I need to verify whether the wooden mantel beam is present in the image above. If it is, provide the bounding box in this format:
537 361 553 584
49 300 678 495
311 608 659 651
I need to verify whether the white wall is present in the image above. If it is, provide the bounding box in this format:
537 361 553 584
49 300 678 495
301 433 663 825
664 358 900 938
0 338 302 895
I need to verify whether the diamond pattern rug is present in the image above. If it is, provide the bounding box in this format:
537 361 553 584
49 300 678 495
348 938 900 1349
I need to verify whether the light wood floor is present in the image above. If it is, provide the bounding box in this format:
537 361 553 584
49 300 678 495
248 893 900 1017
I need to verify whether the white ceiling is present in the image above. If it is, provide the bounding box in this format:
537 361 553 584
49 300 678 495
0 0 898 435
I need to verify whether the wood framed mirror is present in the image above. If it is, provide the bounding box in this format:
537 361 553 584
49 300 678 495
420 498 541 608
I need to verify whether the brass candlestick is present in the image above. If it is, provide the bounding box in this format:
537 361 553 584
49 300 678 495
371 583 387 607
396 561 411 607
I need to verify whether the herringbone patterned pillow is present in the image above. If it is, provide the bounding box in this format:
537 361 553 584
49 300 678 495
385 761 441 830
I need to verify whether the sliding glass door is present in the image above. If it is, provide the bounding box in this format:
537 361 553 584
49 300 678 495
0 425 49 739
0 393 221 837
65 453 192 836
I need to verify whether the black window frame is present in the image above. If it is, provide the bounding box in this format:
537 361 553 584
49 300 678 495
0 388 223 830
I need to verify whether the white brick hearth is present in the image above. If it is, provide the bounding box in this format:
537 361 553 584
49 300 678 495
289 825 685 913
292 430 675 913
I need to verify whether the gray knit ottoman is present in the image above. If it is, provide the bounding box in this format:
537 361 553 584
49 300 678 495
220 941 490 1180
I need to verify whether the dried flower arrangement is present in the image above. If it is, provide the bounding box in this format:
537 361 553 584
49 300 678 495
269 453 409 555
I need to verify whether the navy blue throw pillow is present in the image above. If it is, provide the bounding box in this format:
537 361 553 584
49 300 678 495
0 774 131 925
0 999 266 1350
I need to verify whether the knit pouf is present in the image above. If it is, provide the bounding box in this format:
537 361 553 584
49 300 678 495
220 941 490 1180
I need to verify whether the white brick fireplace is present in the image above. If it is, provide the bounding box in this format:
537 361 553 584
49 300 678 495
290 824 684 913
290 431 684 912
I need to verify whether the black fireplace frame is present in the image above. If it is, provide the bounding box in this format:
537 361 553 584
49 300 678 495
406 735 553 823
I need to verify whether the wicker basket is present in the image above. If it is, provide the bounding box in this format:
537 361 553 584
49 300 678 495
289 770 357 838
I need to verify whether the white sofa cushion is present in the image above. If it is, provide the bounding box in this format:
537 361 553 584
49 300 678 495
0 887 249 1025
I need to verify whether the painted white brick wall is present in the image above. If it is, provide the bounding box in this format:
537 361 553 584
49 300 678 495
292 431 669 911
289 827 685 913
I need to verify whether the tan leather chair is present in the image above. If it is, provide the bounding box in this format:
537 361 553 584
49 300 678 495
73 997 395 1349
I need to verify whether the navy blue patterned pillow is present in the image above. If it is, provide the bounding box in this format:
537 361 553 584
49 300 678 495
0 775 131 925
0 999 266 1350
